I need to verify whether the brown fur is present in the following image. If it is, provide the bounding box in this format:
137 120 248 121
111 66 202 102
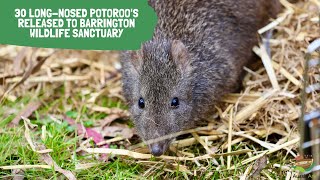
121 0 281 156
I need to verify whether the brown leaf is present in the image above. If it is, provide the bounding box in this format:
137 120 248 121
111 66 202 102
9 101 41 126
31 54 53 74
89 106 130 117
39 145 76 180
20 117 74 179
102 125 134 139
64 115 105 145
22 117 53 153
250 155 268 178
98 114 123 127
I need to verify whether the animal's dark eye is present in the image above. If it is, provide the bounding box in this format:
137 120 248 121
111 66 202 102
138 98 145 109
171 97 179 107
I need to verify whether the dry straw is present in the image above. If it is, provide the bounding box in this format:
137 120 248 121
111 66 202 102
0 0 319 177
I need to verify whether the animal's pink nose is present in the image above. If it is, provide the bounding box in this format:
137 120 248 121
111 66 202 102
150 143 164 156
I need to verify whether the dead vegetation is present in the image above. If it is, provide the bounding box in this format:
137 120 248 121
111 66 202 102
0 0 319 179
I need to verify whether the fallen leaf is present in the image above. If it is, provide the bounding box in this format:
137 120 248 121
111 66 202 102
9 101 41 126
22 117 53 154
63 115 85 134
63 115 106 146
89 106 130 117
250 155 268 178
39 145 76 180
98 114 123 127
85 127 104 145
102 125 134 139
20 117 74 179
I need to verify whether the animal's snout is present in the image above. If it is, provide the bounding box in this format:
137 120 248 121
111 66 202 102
150 143 165 156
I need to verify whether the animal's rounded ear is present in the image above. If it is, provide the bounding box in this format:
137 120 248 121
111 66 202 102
171 40 191 73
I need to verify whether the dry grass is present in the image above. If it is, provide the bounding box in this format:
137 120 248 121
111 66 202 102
0 0 319 179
